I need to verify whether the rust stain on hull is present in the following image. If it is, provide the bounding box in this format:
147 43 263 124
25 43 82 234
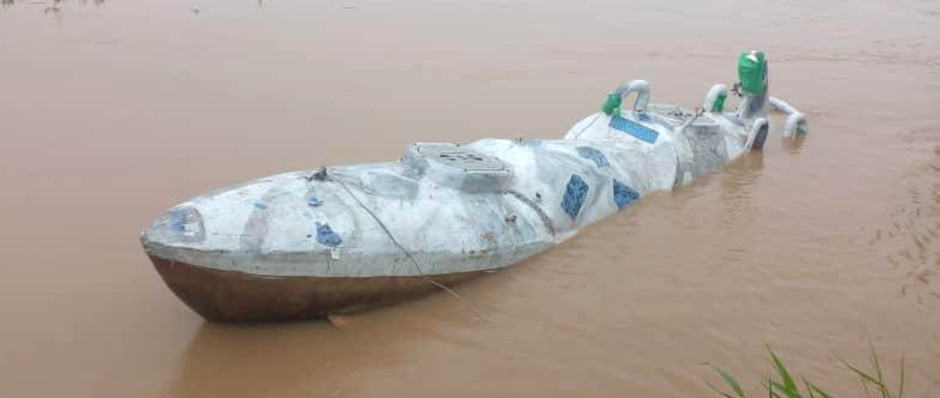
148 255 483 323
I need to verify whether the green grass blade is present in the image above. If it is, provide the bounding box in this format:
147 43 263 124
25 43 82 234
868 342 889 398
804 378 817 398
762 379 784 398
706 379 737 398
860 374 874 398
847 362 889 392
767 346 799 393
807 381 837 398
767 380 801 398
711 364 747 398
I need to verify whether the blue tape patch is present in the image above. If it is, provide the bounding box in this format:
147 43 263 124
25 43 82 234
609 115 659 144
561 175 590 219
575 146 609 168
315 222 343 247
612 179 640 209
168 208 189 233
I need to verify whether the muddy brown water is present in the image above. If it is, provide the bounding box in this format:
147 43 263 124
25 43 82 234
2 0 939 396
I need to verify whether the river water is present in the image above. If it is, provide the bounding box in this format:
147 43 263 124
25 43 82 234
1 0 939 396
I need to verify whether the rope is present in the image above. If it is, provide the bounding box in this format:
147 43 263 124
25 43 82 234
331 176 485 320
571 113 602 139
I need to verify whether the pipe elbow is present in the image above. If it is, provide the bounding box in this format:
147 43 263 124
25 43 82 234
782 112 808 138
614 80 651 112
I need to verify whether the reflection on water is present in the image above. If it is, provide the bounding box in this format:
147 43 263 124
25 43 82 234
782 134 808 154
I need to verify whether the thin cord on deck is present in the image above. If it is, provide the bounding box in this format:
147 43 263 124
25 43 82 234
572 113 602 139
332 176 486 320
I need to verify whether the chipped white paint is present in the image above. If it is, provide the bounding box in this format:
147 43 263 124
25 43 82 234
141 78 803 279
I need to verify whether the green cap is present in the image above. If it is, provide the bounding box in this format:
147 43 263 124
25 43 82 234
738 50 767 95
602 93 622 117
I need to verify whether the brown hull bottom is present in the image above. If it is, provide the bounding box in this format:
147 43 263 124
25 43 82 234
148 255 483 323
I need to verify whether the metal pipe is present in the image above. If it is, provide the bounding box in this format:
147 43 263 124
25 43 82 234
614 80 651 112
769 97 808 137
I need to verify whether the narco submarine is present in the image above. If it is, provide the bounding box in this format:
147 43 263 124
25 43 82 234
141 51 808 322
